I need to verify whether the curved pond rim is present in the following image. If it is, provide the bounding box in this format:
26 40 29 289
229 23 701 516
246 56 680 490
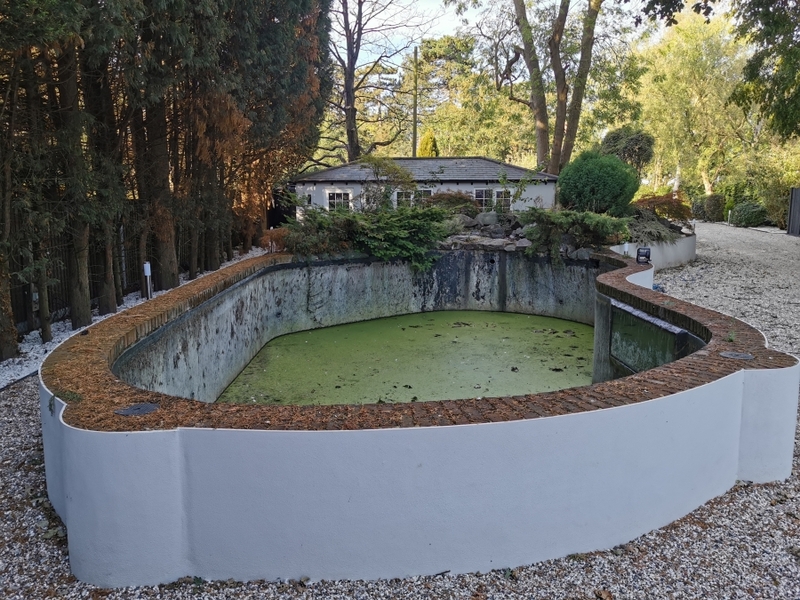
40 250 798 433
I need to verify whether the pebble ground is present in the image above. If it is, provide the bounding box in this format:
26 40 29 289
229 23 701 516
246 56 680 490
1 222 799 599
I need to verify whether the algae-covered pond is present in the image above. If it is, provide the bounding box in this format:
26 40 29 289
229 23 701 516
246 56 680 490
217 311 594 406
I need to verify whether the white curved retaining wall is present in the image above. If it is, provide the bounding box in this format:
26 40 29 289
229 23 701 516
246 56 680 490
40 359 799 587
610 234 696 270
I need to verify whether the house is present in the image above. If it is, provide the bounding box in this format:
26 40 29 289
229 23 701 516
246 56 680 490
291 157 557 213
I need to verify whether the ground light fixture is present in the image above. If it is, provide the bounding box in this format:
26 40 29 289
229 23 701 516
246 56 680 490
637 247 651 264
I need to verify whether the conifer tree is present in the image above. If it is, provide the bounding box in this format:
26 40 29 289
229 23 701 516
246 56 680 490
418 129 440 157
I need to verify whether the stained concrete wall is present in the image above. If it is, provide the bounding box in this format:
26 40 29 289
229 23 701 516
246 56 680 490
114 252 600 402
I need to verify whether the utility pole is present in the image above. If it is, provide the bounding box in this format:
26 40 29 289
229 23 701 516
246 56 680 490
412 46 418 157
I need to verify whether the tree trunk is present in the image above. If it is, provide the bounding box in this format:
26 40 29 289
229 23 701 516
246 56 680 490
560 0 605 171
701 169 714 195
139 229 149 299
225 225 233 264
56 45 93 329
0 76 18 359
24 250 36 334
113 228 124 305
34 241 51 343
513 0 550 169
69 222 92 329
205 224 220 271
547 0 571 174
145 99 180 290
241 219 254 254
0 254 17 359
189 225 199 280
98 225 116 315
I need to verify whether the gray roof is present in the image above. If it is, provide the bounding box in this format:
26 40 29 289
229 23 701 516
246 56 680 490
292 157 558 184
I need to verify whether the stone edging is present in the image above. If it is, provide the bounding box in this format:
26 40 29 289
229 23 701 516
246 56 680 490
40 251 797 433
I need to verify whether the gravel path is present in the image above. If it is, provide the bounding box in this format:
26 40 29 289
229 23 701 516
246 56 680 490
1 223 799 599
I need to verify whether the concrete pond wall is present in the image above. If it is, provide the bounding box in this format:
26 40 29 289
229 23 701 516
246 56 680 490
113 251 602 403
39 248 800 587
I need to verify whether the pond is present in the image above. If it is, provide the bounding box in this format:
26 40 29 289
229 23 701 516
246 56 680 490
217 310 593 406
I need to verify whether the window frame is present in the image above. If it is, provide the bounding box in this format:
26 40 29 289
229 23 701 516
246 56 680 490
327 191 351 211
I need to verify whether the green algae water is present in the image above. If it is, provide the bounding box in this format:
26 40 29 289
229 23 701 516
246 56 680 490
217 311 593 406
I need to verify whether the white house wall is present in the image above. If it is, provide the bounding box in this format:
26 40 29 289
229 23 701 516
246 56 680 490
294 181 556 211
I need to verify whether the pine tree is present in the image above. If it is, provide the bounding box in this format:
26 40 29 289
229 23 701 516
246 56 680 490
418 129 440 157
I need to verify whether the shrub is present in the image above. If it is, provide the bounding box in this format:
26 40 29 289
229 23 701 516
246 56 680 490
633 190 692 221
730 202 767 227
704 194 725 222
284 206 449 271
557 151 639 217
519 207 628 260
718 180 759 217
626 208 680 244
762 192 789 229
690 198 707 220
284 208 358 257
352 207 449 271
420 191 481 217
600 126 655 175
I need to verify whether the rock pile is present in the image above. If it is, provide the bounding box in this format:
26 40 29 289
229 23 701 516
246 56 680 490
440 210 594 260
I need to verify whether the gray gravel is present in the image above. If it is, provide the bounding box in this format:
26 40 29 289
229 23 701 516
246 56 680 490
1 222 799 599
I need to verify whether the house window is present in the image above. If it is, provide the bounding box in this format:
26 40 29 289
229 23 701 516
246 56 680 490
396 190 414 207
495 189 511 212
328 192 350 210
416 189 432 201
474 189 493 211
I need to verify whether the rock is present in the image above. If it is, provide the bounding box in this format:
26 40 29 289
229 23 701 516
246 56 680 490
482 224 506 239
454 213 479 228
681 227 694 235
568 247 593 260
475 211 498 226
504 244 516 252
516 238 533 249
478 238 510 250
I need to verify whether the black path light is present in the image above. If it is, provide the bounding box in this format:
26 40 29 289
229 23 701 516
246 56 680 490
636 247 651 264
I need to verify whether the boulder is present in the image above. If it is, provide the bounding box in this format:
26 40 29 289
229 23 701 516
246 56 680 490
454 213 479 228
475 211 499 226
515 238 533 249
568 247 594 261
483 224 506 239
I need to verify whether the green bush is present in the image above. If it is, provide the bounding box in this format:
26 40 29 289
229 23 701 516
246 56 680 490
557 151 639 217
718 180 759 217
284 206 449 271
626 209 680 244
519 207 629 260
730 202 767 228
633 190 692 221
420 191 480 217
352 207 449 271
690 198 706 220
762 193 789 228
704 194 725 222
284 208 357 256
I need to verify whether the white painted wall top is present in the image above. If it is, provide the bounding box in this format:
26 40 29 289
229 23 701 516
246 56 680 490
292 157 557 212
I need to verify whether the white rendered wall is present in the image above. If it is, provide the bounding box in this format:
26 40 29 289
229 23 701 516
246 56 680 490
294 181 556 211
40 359 799 588
610 235 696 271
